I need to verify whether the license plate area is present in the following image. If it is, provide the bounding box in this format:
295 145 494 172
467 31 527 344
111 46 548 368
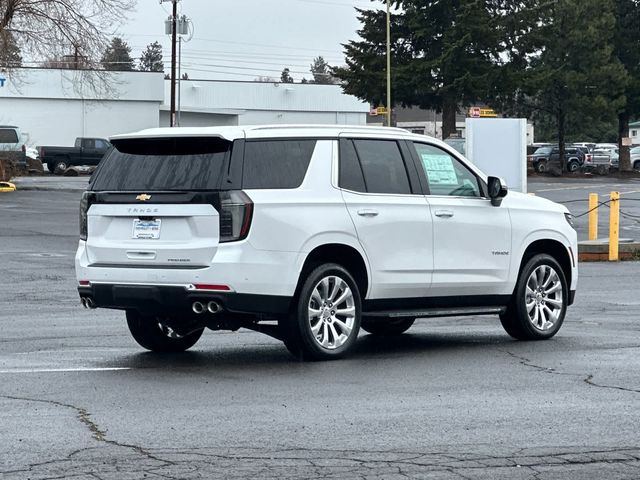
132 219 161 239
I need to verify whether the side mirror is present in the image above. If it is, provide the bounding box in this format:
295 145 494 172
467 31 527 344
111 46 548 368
488 176 508 206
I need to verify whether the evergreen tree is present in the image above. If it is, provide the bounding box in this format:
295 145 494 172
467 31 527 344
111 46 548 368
510 0 627 171
139 41 164 73
101 37 135 71
334 1 500 137
613 0 640 171
310 56 334 84
280 68 294 83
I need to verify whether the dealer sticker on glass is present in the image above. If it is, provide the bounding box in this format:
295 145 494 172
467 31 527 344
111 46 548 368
132 219 161 239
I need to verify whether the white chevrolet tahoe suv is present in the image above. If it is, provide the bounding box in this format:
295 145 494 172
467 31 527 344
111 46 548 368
76 125 578 360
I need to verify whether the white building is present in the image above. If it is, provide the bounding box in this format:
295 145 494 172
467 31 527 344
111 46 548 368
162 79 369 127
0 69 369 148
0 69 164 147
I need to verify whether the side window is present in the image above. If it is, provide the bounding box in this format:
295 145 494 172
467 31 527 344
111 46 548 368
0 129 18 143
95 139 109 150
242 139 317 189
413 143 481 197
83 139 96 149
352 139 411 195
338 139 366 192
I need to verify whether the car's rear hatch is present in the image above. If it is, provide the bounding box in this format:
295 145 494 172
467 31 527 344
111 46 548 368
83 136 240 269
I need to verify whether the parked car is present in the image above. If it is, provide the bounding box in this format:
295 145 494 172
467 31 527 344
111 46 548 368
39 137 111 174
529 146 585 173
609 146 640 170
633 147 640 170
76 125 578 360
0 125 27 172
572 142 596 152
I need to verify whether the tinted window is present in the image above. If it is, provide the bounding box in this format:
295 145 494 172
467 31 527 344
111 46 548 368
82 139 96 149
0 129 18 143
413 143 481 197
534 147 553 155
352 140 411 194
339 139 366 192
242 140 316 189
90 137 230 191
95 139 110 150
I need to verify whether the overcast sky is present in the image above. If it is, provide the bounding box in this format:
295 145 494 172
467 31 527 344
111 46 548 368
118 0 378 82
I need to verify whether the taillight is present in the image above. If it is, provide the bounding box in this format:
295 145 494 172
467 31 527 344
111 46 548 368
79 191 94 241
219 190 253 243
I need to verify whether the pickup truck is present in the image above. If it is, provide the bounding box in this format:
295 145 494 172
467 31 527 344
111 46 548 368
39 137 111 174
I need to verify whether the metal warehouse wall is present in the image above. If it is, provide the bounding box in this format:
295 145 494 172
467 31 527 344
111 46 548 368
0 69 164 147
164 79 369 126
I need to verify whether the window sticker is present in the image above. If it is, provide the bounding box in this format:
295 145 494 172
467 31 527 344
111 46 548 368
421 154 458 185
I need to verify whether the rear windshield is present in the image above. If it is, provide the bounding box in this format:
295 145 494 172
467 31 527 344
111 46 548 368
0 129 19 143
90 137 230 191
534 147 552 154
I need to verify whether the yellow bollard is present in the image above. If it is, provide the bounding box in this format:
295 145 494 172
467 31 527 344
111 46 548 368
609 191 620 261
588 193 598 241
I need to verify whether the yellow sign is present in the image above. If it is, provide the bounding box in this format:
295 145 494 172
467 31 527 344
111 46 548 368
376 106 388 115
468 107 498 118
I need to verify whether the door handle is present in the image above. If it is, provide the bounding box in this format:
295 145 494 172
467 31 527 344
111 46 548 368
357 209 379 217
434 210 454 218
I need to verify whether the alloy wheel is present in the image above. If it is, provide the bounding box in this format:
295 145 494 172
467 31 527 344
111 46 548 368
307 275 356 349
525 265 564 331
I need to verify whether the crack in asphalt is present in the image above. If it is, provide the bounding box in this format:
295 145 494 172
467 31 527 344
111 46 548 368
2 443 640 478
0 394 173 469
500 349 640 396
584 374 640 394
2 386 639 477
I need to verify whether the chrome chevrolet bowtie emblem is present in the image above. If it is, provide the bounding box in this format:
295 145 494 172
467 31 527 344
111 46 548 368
136 193 152 201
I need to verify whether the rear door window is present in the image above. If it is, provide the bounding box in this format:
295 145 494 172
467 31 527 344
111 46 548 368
351 139 411 195
0 129 18 143
90 137 231 191
242 139 316 189
338 139 366 192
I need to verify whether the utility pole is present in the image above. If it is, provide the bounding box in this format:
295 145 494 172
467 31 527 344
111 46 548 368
386 0 392 127
170 0 177 127
161 0 179 127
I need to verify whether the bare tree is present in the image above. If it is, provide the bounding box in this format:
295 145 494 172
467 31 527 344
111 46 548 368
0 0 134 90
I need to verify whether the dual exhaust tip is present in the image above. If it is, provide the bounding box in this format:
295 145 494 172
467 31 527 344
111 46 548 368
81 297 220 314
192 301 221 315
81 297 96 309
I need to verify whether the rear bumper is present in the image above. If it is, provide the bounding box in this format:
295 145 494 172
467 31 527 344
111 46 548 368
78 283 291 315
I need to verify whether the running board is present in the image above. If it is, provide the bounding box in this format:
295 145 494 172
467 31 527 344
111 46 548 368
362 306 506 320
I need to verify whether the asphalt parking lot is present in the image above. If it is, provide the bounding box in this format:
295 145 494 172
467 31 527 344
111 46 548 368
1 178 640 479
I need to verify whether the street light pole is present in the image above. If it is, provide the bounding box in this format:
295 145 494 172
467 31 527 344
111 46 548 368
386 0 391 127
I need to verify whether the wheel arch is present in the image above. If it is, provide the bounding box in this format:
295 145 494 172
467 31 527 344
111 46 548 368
296 243 370 300
518 239 572 292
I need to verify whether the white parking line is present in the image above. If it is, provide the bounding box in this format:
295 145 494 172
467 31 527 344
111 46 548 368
0 367 131 374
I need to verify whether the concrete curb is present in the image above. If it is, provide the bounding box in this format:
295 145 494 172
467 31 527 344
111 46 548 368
578 240 640 262
11 185 85 193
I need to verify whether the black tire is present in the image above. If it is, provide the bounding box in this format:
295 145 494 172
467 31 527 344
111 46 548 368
567 160 580 172
361 317 415 336
126 310 204 352
500 254 568 341
634 161 640 171
281 263 361 361
46 162 56 173
54 158 68 175
535 160 547 173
